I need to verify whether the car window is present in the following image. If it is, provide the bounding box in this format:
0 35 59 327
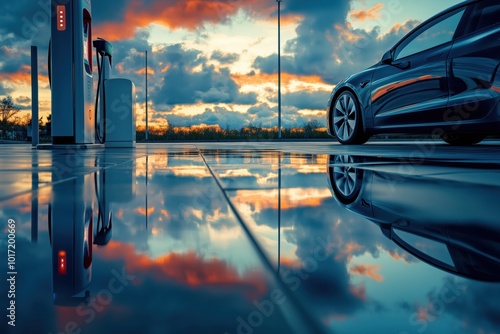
395 8 465 60
464 1 500 35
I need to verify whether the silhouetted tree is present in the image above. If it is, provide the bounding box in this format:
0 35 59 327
0 96 21 139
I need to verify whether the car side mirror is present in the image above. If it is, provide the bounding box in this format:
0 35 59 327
382 50 393 64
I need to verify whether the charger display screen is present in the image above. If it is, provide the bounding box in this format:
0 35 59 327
83 21 92 75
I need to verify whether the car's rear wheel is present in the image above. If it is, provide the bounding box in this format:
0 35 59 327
332 91 369 145
440 133 486 145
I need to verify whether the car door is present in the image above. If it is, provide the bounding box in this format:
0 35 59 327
370 7 467 128
447 0 500 124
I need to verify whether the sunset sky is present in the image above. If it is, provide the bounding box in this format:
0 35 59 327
0 0 461 129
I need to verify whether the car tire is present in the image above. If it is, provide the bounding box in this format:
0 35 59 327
440 133 486 145
332 91 370 145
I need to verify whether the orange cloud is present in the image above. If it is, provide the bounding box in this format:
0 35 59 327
350 3 384 22
349 264 383 282
388 249 412 263
386 19 419 35
0 65 49 86
335 23 362 43
95 0 273 41
135 67 155 76
93 0 304 41
232 72 328 87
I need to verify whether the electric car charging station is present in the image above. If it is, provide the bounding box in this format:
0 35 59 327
47 0 136 149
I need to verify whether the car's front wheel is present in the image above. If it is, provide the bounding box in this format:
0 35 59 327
328 155 363 205
440 133 486 145
332 91 369 145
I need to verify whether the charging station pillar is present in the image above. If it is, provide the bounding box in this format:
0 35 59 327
51 0 95 145
105 79 136 148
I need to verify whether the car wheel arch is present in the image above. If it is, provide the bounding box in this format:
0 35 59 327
329 86 368 132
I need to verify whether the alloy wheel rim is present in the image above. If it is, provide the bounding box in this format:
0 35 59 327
333 155 357 197
333 94 357 141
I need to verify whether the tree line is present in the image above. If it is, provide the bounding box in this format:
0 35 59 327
1 95 328 141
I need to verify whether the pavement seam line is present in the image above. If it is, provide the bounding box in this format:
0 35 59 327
197 148 327 334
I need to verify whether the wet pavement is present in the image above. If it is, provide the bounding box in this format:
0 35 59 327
1 141 500 334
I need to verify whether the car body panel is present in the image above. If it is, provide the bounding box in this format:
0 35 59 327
371 45 450 127
447 24 500 125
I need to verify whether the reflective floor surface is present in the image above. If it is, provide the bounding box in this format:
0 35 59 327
1 141 500 334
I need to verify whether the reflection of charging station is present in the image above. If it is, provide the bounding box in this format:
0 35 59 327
49 175 94 305
47 158 135 305
46 0 136 149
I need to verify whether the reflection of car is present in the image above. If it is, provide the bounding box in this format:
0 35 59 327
327 155 500 281
326 0 500 145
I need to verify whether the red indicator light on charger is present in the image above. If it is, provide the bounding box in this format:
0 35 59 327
57 6 66 31
58 250 67 275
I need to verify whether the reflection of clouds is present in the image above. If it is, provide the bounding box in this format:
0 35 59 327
159 166 211 178
7 238 292 334
232 178 422 328
0 187 51 238
296 164 327 174
232 188 332 212
135 206 155 217
397 277 500 334
219 168 254 178
282 217 367 319
349 264 383 282
444 281 500 333
100 241 267 298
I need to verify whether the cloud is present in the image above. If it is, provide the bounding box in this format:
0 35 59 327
247 104 275 118
16 96 31 104
210 50 240 64
150 44 257 107
252 1 419 85
0 44 33 84
350 3 385 22
0 82 14 96
0 1 51 44
159 106 251 129
283 90 331 111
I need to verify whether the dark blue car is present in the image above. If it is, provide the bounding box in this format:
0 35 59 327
326 0 500 145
